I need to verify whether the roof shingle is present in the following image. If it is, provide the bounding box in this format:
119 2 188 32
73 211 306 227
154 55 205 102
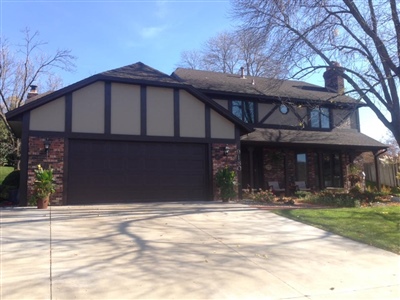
173 68 360 104
241 128 386 149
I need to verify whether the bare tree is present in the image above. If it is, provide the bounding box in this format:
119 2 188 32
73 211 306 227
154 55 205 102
0 28 75 166
383 131 400 159
177 50 204 70
177 30 286 77
202 31 240 74
231 0 400 145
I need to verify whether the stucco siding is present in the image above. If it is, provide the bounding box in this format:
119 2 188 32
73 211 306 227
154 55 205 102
30 97 65 132
332 108 355 129
179 90 205 138
210 109 235 139
258 103 273 124
111 83 141 135
214 99 229 110
147 87 174 136
267 108 300 126
259 103 307 127
72 82 105 133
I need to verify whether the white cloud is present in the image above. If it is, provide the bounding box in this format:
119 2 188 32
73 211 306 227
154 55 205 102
155 1 169 19
140 26 166 39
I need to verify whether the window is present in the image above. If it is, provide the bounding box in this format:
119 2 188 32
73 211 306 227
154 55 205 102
322 153 341 187
296 153 307 182
279 104 289 114
232 100 255 123
310 107 330 129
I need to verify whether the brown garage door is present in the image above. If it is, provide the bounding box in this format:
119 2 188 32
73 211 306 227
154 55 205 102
67 140 209 204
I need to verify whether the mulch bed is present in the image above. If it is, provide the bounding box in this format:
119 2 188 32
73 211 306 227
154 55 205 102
236 198 400 210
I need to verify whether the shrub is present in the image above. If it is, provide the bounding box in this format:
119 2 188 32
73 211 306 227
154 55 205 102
295 190 312 198
302 187 394 208
2 170 20 187
252 189 275 202
0 170 20 202
303 190 358 207
215 167 236 201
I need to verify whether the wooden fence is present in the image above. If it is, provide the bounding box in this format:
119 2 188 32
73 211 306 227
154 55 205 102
364 162 400 187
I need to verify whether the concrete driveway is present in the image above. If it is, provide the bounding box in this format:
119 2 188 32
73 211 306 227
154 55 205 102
1 202 399 300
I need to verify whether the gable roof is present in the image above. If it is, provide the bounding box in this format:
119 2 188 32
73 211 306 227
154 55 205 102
172 68 362 105
6 62 252 134
100 62 183 85
241 128 386 151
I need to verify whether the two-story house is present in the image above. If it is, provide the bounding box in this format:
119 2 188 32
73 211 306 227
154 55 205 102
172 66 386 195
6 62 386 205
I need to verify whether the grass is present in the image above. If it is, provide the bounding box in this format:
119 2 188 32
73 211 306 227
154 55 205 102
273 206 400 254
0 166 13 183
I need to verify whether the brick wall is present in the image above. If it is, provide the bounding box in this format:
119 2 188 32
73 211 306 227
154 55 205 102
211 143 239 200
27 136 64 205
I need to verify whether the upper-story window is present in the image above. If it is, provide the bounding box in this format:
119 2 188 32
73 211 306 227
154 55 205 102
232 100 255 123
310 107 330 129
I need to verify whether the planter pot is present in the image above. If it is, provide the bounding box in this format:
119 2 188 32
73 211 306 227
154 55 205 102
37 196 50 209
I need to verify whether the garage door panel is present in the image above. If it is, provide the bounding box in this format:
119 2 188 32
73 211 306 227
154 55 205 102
68 140 208 204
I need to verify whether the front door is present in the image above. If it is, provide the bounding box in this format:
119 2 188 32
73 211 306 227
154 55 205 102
241 146 264 191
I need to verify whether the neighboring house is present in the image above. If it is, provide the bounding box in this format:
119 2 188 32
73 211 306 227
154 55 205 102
6 62 386 205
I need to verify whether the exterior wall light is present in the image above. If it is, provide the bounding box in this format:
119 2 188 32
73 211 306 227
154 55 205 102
44 138 51 157
223 146 230 156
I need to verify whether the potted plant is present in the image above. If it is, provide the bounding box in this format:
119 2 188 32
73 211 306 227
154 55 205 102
215 167 236 202
32 165 55 209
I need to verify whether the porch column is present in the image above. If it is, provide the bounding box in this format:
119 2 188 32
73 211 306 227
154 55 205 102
318 152 324 190
284 149 289 196
248 146 254 190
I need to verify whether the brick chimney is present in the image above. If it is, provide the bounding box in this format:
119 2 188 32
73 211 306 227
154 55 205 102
323 62 344 94
27 85 38 99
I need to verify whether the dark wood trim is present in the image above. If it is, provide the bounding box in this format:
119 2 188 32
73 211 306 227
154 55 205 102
248 146 254 190
254 101 259 123
19 112 30 206
174 88 180 137
205 106 211 139
28 130 237 145
65 93 72 133
62 138 69 205
104 82 111 134
141 85 146 136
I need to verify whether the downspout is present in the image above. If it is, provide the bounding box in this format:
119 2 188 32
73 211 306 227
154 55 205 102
373 149 388 192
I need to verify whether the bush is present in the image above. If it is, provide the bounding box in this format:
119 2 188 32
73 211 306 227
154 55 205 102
252 189 275 202
2 170 20 187
0 170 20 203
295 190 312 198
215 167 236 201
301 187 393 208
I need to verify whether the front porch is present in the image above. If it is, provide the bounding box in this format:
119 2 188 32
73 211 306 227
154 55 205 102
240 145 355 196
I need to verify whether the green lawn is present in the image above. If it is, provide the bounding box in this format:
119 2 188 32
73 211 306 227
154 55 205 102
273 206 400 254
0 166 13 183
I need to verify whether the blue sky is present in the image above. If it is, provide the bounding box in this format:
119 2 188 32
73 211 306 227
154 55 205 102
1 0 387 142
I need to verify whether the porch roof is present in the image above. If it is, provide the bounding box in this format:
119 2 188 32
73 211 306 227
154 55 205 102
241 128 387 151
